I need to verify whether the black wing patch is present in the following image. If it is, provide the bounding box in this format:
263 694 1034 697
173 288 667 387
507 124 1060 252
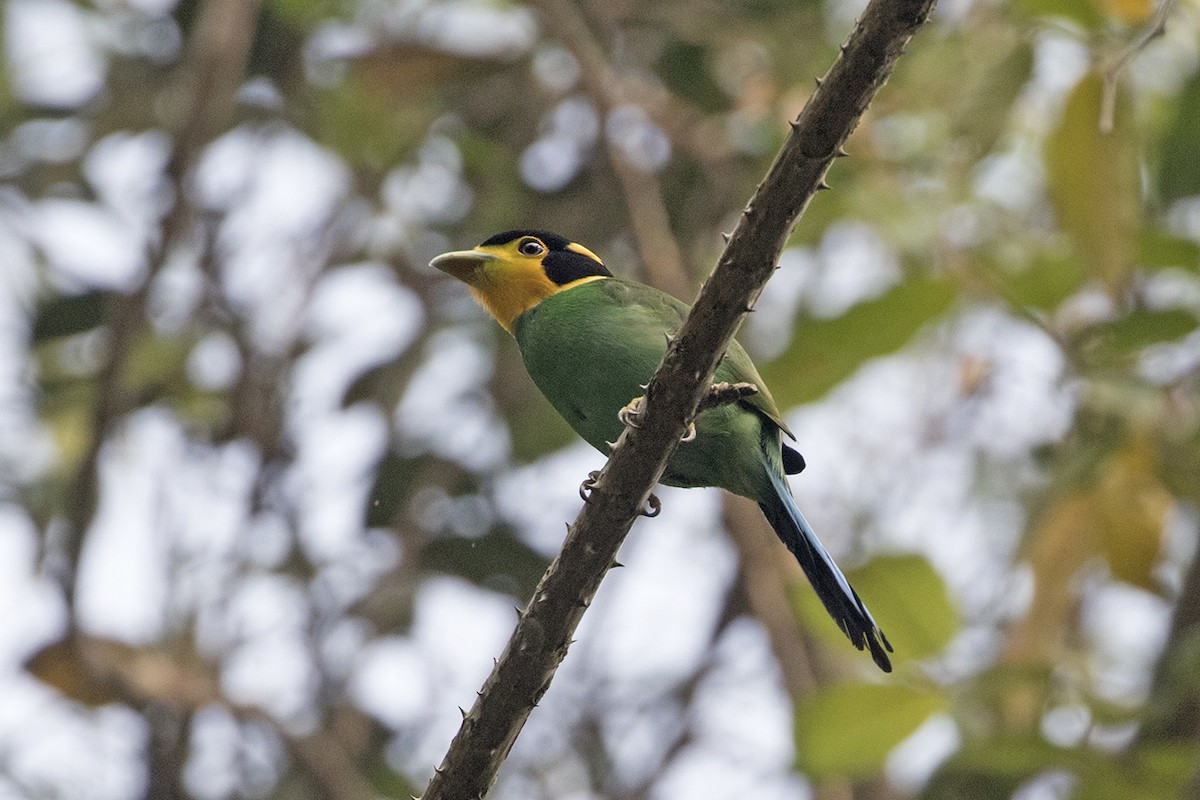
782 444 806 475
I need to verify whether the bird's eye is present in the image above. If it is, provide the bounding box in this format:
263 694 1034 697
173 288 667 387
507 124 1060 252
518 239 545 257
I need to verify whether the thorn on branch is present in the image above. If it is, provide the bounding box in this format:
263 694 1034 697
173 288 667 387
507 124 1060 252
816 180 831 191
835 147 850 158
814 77 823 88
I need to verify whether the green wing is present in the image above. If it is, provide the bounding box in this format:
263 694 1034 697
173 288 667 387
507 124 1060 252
609 280 796 440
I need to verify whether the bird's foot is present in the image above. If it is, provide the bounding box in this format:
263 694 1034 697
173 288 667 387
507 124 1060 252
640 492 662 518
696 381 759 413
617 396 646 429
578 470 602 503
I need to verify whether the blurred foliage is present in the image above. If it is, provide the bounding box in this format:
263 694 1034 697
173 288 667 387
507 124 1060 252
3 0 1200 798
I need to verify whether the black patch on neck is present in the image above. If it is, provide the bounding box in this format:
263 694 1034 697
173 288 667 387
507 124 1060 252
543 250 611 285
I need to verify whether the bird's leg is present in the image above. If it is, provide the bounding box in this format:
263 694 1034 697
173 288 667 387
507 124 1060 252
578 470 602 503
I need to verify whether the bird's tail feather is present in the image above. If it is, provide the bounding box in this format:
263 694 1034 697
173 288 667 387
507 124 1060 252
758 469 893 672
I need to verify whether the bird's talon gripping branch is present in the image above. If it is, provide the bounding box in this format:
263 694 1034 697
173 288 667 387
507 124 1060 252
578 470 602 503
617 396 646 429
640 493 662 518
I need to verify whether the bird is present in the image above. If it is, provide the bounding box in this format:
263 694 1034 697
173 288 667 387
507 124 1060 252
431 229 892 671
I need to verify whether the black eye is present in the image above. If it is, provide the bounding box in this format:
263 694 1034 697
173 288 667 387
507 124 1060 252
518 239 545 257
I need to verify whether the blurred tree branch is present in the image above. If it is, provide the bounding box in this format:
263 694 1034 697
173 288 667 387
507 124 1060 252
1133 522 1200 789
422 1 937 797
533 0 693 300
51 0 265 619
27 633 380 800
37 2 267 797
1100 0 1175 134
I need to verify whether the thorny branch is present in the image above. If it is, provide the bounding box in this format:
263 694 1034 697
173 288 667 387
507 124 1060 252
421 1 938 798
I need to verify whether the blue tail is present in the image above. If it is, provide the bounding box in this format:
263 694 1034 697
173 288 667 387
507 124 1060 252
759 469 892 671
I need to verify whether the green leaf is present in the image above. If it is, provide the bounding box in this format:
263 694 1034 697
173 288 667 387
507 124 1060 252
936 737 1195 800
794 682 945 779
852 555 958 659
425 528 549 599
655 42 731 114
342 357 412 409
1045 73 1139 288
953 41 1034 157
924 736 1068 800
1093 308 1198 353
1158 70 1200 203
998 253 1088 311
950 735 1086 775
761 277 956 406
1160 431 1200 504
1137 228 1200 273
791 554 958 663
1076 744 1198 800
1012 0 1105 28
31 290 110 343
364 451 421 528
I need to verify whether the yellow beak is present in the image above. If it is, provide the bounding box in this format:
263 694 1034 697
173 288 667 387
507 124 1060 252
430 249 499 283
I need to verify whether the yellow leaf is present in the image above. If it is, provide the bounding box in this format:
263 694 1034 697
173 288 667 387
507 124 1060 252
1097 0 1155 24
1045 73 1139 290
1005 493 1097 664
1092 439 1171 589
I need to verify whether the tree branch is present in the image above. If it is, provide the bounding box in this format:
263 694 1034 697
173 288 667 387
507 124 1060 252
422 1 936 797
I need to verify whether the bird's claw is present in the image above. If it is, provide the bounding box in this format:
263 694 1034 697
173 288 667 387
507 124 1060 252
639 493 662 518
618 396 646 429
579 470 602 503
621 395 697 442
680 422 697 443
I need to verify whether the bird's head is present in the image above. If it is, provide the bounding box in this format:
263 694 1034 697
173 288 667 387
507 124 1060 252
431 230 612 332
